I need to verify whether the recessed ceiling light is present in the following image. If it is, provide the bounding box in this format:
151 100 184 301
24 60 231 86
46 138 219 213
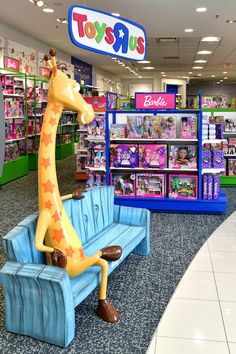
143 66 155 70
197 73 202 76
194 60 207 63
185 28 194 32
111 13 120 17
211 75 215 77
137 60 151 64
196 7 207 12
162 74 167 77
56 18 68 24
193 66 203 69
201 36 220 42
43 7 54 12
220 79 223 82
189 71 193 74
138 76 143 78
161 72 165 74
197 50 212 55
216 81 220 84
226 20 236 23
224 77 228 79
182 76 189 79
36 0 45 6
122 64 125 67
223 71 228 74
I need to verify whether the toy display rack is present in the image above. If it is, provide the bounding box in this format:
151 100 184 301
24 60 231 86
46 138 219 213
105 99 227 214
203 108 236 186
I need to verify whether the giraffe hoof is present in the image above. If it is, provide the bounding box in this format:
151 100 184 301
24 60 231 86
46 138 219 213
101 246 122 261
51 249 67 269
96 299 120 323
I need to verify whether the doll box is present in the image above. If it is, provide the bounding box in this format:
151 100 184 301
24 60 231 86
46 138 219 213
110 144 138 168
228 159 236 176
160 116 176 139
139 144 167 169
168 145 197 170
126 115 143 138
111 173 135 197
169 174 198 199
136 173 166 198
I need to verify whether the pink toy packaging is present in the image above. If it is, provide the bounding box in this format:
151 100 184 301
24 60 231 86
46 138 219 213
168 145 197 170
160 116 176 139
111 173 135 197
180 116 197 139
110 144 138 168
138 144 167 169
142 116 162 138
87 120 98 137
228 159 236 176
126 115 143 138
110 124 126 139
136 173 166 198
169 174 198 199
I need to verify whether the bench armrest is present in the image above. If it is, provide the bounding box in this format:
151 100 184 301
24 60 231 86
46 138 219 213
0 262 75 347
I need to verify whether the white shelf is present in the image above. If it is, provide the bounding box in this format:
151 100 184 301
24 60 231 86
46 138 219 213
6 137 26 143
77 148 87 152
61 124 74 126
110 138 198 143
28 114 43 117
223 132 236 136
77 129 87 132
5 116 25 119
3 93 24 98
224 154 236 157
85 166 106 172
202 168 225 175
202 139 225 144
110 167 198 172
85 137 105 142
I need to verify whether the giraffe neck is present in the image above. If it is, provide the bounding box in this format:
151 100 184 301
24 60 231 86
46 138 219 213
38 101 63 212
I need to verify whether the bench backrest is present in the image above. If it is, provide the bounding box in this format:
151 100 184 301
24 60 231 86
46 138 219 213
2 186 115 264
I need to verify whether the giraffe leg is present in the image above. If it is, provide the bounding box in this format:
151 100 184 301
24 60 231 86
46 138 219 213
95 258 120 323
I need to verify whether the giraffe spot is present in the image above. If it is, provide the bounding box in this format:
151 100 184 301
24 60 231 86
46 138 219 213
41 157 51 169
53 228 64 243
65 246 75 258
41 132 53 146
42 180 55 193
44 200 53 210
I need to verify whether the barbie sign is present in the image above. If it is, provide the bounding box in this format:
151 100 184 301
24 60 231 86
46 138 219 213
135 93 176 110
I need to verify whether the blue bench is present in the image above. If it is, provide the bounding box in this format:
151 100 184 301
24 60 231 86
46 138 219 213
0 186 150 347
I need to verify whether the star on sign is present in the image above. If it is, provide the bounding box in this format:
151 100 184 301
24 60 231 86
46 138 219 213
119 29 125 38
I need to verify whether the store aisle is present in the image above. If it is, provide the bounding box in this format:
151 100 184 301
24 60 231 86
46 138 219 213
147 212 236 354
0 157 236 353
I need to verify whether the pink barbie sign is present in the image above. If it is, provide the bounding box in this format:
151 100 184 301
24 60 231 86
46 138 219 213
135 93 176 110
4 56 19 71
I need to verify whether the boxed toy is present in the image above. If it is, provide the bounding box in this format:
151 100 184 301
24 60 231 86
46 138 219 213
169 174 198 199
202 96 229 109
228 138 236 155
136 173 166 198
169 145 197 169
202 148 212 169
126 115 143 138
212 149 224 169
111 173 135 197
143 116 162 139
228 159 236 175
110 144 138 168
160 116 176 139
223 139 229 154
110 124 126 139
139 144 167 169
180 116 197 139
224 118 236 133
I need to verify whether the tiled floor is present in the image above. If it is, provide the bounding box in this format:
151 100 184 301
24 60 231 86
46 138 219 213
147 211 236 354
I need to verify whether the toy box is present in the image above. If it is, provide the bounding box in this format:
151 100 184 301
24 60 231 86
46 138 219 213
110 144 138 168
169 145 197 169
202 148 212 169
169 174 198 199
228 159 236 176
110 124 126 139
212 149 224 169
160 116 176 139
111 173 135 197
142 116 162 139
202 96 229 109
180 116 197 139
224 118 236 133
139 144 167 169
126 115 143 138
222 139 229 154
136 173 166 198
228 138 236 155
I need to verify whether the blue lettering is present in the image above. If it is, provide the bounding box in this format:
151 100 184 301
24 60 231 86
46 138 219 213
113 23 129 53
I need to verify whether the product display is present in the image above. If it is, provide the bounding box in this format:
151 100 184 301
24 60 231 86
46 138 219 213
110 144 138 168
111 173 135 197
136 173 166 198
168 145 197 169
169 174 198 199
139 144 166 168
203 174 220 200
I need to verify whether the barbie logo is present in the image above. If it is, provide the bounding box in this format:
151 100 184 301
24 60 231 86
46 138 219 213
4 57 19 71
143 95 167 108
135 93 176 110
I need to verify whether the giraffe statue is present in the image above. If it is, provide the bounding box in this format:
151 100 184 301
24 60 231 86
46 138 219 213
35 48 122 323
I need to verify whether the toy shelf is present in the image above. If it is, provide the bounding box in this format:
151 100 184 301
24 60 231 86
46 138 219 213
105 101 228 214
56 141 74 160
202 168 225 174
0 156 28 185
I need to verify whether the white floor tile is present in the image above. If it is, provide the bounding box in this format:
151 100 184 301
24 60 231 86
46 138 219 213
229 343 236 354
188 248 212 272
215 273 236 302
211 251 236 273
155 337 229 354
208 237 236 252
157 298 226 341
174 271 218 300
210 222 236 239
221 302 236 342
146 335 157 354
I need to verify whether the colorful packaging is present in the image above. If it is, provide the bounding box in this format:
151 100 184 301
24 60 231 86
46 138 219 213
212 149 224 169
110 124 126 139
111 173 135 197
224 118 236 132
213 175 220 200
180 116 197 139
202 96 228 109
126 115 143 138
228 159 236 175
202 148 212 169
160 116 176 139
223 139 229 154
110 144 138 168
169 174 198 199
215 124 224 139
228 138 236 155
168 145 197 170
207 174 213 200
138 144 166 169
142 116 162 139
136 174 165 198
203 174 208 200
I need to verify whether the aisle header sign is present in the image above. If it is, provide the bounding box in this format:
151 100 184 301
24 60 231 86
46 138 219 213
68 5 147 61
135 93 176 110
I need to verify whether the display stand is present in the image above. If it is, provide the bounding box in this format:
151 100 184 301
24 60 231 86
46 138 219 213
105 93 227 214
56 110 76 160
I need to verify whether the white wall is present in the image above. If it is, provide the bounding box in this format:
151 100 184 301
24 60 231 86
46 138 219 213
187 82 236 97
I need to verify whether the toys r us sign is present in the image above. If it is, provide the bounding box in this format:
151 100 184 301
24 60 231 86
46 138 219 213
68 6 147 61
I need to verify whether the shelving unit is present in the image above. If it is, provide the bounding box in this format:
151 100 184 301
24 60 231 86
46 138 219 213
56 110 76 160
105 101 227 214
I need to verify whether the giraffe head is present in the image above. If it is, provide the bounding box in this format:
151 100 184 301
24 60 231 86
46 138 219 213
44 48 94 124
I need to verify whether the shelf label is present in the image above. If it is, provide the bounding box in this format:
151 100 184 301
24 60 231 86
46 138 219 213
4 56 19 71
135 93 176 110
68 5 147 61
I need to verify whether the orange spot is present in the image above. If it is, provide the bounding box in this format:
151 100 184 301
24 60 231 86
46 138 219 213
52 67 57 75
52 211 60 222
41 132 53 146
41 157 51 169
65 246 74 258
79 248 85 258
42 180 55 193
51 103 62 114
24 64 29 73
45 200 53 210
53 228 64 243
49 117 57 126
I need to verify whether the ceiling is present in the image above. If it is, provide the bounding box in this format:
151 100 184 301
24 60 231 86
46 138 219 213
1 0 236 83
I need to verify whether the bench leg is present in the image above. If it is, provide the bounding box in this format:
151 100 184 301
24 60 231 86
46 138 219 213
133 234 150 256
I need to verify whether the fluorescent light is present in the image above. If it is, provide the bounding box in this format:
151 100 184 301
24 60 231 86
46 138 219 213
194 60 207 63
223 71 228 74
122 64 125 67
137 60 151 64
216 81 220 84
185 28 194 32
162 74 167 77
43 8 54 12
189 71 193 74
196 7 207 12
182 76 189 79
161 72 165 74
201 36 220 42
111 13 120 17
197 50 212 54
220 79 223 82
197 73 202 76
193 66 203 69
226 20 236 23
143 66 155 70
56 18 68 24
138 76 143 78
36 0 45 6
211 75 215 77
224 77 228 79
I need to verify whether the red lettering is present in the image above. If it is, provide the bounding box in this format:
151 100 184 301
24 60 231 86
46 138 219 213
73 13 87 37
105 26 114 44
137 37 145 55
